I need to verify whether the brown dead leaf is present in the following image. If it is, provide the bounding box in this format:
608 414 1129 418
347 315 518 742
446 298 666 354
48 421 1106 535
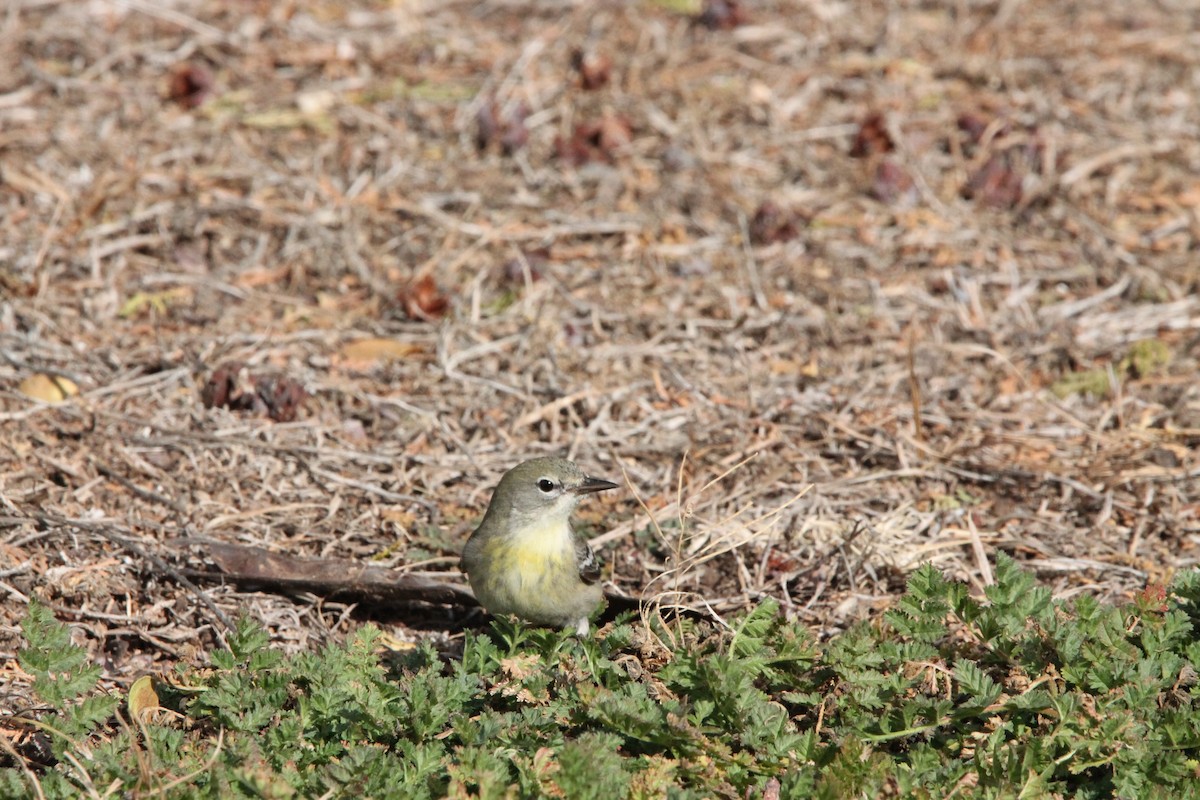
961 126 1046 209
380 508 418 529
870 159 917 205
571 48 612 91
850 111 893 158
957 113 987 146
200 361 306 422
167 63 214 109
750 201 801 244
397 275 450 320
340 338 422 365
476 98 529 155
2 726 52 768
234 265 292 289
696 0 748 30
555 113 632 165
0 271 36 298
963 151 1025 209
254 375 307 423
200 361 248 411
500 654 541 681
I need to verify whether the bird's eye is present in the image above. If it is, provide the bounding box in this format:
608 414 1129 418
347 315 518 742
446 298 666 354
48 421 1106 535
537 478 557 493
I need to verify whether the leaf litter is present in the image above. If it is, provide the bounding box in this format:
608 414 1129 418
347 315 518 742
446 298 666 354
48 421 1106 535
0 0 1197 701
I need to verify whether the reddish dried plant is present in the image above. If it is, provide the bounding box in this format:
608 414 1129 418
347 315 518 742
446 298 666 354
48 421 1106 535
962 133 1045 209
696 0 748 30
870 159 917 205
167 63 214 109
476 98 529 155
555 113 632 165
850 111 894 158
201 361 306 422
571 49 613 91
398 275 450 320
501 248 550 284
750 201 801 244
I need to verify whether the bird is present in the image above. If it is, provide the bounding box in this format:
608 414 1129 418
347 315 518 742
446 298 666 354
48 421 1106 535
461 457 617 635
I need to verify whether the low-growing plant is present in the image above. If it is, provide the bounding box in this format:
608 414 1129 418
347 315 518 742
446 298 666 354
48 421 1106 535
3 555 1199 798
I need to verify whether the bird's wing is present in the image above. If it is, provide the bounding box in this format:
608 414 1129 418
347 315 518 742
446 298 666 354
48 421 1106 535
575 535 601 585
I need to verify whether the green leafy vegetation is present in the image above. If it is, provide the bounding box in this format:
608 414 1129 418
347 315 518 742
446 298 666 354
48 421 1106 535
5 556 1200 798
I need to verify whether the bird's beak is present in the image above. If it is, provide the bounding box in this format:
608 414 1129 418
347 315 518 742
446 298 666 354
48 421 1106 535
571 475 619 495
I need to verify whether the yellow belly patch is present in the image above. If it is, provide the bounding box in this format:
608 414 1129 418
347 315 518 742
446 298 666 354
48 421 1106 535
472 519 598 626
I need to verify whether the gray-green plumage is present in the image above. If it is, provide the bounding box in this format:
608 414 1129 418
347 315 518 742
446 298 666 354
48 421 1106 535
461 457 616 635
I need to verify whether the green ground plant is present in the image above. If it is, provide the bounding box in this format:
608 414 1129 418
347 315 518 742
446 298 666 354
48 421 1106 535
4 555 1199 799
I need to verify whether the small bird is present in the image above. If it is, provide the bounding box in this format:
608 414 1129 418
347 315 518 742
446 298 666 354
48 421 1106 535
461 457 617 635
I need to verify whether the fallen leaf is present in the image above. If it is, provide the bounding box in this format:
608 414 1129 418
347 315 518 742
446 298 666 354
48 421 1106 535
750 201 801 244
200 361 248 410
475 100 501 150
340 338 422 364
255 375 306 423
380 508 418 528
376 632 418 653
6 728 52 767
128 675 160 721
18 374 79 403
961 128 1045 209
555 113 632 165
167 63 213 109
957 112 987 145
870 159 917 205
850 111 893 158
476 98 529 155
341 418 368 444
398 275 450 320
995 373 1022 396
696 0 748 29
962 151 1025 208
200 361 307 422
571 48 613 91
233 265 292 288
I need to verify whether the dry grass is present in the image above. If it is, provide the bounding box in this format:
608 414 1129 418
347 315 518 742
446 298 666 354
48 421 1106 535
2 0 1198 693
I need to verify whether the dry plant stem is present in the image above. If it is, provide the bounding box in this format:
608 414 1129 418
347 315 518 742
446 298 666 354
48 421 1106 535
965 514 995 589
632 450 813 637
907 325 924 442
30 513 234 632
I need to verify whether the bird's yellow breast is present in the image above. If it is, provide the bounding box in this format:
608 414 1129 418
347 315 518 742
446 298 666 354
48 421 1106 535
489 517 574 572
468 516 599 628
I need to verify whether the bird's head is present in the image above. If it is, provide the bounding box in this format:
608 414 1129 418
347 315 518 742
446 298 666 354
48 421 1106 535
488 457 617 530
